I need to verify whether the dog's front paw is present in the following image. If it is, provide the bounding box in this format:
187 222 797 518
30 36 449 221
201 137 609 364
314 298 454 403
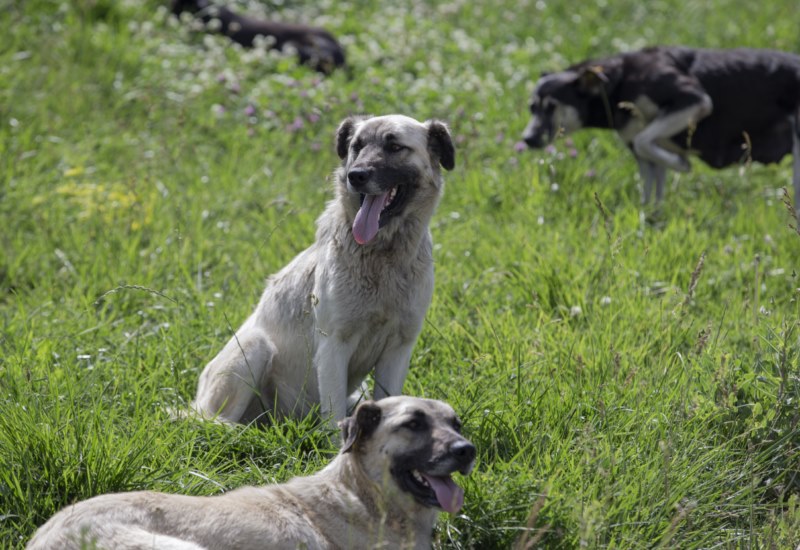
673 154 691 173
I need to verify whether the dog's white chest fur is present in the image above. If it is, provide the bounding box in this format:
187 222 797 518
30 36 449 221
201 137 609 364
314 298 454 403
310 233 435 383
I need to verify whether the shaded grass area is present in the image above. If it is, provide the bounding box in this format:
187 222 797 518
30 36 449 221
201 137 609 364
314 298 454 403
2 0 800 547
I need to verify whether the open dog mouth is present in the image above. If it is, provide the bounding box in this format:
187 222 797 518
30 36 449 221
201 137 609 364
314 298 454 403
393 467 465 514
351 185 407 245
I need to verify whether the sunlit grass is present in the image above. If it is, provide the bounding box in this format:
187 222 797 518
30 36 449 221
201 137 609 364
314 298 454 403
2 1 799 548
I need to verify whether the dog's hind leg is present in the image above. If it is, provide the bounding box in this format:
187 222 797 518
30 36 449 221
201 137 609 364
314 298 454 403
103 526 206 550
193 317 276 424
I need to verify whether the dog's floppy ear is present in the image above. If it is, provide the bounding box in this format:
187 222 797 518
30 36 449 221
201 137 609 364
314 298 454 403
340 401 382 453
336 116 367 160
426 120 455 171
577 60 622 95
577 65 609 95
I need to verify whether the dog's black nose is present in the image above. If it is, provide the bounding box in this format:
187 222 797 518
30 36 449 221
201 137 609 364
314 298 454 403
451 440 476 463
522 134 542 149
347 168 371 189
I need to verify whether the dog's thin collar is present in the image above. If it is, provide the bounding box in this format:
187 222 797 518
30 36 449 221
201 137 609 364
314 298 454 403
599 85 614 129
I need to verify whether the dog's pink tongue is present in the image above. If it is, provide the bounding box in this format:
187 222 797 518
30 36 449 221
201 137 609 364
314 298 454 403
352 192 389 245
422 474 464 514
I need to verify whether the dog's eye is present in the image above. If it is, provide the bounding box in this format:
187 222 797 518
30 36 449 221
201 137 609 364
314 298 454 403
402 419 426 431
351 140 363 153
386 143 405 153
452 420 462 433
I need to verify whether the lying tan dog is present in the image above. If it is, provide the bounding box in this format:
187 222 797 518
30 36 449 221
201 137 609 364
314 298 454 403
27 397 475 550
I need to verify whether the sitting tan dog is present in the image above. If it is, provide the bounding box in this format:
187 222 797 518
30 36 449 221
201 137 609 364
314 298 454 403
192 114 455 427
27 397 475 550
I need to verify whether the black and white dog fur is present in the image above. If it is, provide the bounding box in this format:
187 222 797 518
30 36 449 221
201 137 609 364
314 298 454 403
523 46 800 211
171 0 345 73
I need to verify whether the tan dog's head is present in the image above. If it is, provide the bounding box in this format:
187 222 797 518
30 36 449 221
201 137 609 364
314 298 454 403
334 115 455 245
339 396 475 515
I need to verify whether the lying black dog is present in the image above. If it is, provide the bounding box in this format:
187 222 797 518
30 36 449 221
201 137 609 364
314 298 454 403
522 46 800 210
171 0 345 73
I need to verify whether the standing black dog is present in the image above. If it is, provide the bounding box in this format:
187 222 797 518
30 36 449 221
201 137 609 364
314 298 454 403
171 0 345 73
522 46 800 210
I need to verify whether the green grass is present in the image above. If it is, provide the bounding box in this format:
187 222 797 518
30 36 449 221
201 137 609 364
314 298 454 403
2 0 800 548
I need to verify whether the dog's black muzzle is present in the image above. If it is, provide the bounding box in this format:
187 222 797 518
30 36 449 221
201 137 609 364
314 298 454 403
523 133 547 149
347 167 372 190
522 115 553 149
449 440 477 474
522 123 551 149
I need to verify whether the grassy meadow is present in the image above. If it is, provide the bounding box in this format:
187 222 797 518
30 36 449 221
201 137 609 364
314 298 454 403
2 0 800 547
